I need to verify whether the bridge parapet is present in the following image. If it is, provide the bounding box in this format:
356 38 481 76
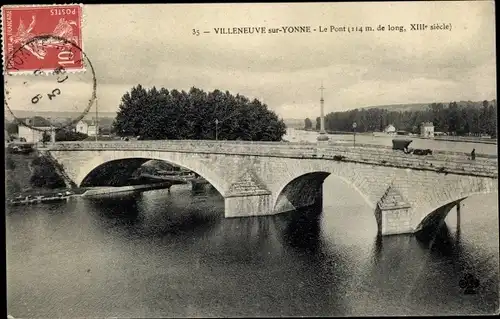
49 140 497 178
51 140 497 157
341 142 497 159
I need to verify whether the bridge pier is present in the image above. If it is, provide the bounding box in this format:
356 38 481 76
224 194 272 218
375 205 413 236
375 186 413 236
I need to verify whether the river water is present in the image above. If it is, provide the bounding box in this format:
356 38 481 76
6 134 499 317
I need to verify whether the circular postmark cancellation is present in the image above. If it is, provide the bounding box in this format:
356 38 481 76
4 34 97 133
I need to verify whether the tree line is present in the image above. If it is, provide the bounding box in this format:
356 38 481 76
113 85 287 141
304 100 497 137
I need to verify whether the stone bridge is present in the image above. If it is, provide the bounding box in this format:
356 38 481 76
46 140 498 236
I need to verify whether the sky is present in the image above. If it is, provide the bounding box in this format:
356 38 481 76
5 1 497 119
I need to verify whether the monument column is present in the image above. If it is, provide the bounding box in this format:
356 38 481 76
317 82 329 141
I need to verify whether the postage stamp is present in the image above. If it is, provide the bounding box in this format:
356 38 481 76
1 4 84 74
3 33 97 132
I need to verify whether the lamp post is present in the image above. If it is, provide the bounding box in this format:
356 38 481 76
95 97 99 142
31 117 35 145
352 121 357 147
215 118 219 141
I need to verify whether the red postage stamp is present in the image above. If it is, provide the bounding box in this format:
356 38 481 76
2 4 84 74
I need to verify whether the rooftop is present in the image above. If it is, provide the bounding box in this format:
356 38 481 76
17 116 51 127
78 119 97 126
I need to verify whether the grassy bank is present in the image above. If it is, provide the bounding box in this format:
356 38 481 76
5 150 71 199
5 152 35 197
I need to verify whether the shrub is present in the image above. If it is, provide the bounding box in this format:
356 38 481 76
55 130 88 141
29 156 66 189
6 156 16 170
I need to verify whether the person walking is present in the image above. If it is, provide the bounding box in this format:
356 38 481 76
471 148 476 160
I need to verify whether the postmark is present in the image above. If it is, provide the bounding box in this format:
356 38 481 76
4 34 97 133
2 4 84 74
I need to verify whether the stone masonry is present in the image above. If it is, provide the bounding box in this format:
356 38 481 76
376 185 412 235
47 140 498 236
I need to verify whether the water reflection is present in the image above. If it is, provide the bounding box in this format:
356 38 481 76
6 185 499 317
86 194 142 225
372 234 383 263
416 223 456 254
84 191 223 240
281 205 323 253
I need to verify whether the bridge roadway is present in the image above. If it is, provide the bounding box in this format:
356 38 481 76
47 140 498 236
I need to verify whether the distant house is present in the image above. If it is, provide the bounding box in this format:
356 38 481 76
17 117 54 143
420 122 434 138
75 119 97 136
384 124 396 134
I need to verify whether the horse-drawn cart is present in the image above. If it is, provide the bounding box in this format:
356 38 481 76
392 139 413 151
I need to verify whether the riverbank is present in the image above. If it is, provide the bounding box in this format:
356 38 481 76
5 150 80 201
433 136 497 144
7 183 175 206
294 129 497 145
364 131 496 145
80 182 173 197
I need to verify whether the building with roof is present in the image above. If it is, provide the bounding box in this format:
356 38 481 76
384 124 396 134
16 117 55 143
420 122 434 138
75 119 98 136
375 184 412 235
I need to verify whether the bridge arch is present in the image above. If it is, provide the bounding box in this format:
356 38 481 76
412 180 498 232
80 158 151 187
75 153 226 196
272 170 376 214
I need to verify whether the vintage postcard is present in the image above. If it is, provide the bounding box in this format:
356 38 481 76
3 2 498 318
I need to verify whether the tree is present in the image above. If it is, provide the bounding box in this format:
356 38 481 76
304 118 312 130
479 100 489 134
99 127 112 135
55 130 88 141
487 103 497 137
113 85 287 141
6 122 18 135
447 102 459 134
